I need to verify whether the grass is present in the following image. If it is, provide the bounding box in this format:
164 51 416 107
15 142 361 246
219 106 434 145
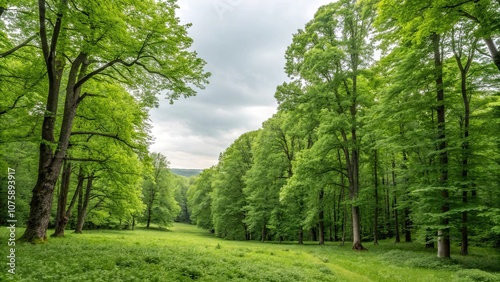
1 223 499 281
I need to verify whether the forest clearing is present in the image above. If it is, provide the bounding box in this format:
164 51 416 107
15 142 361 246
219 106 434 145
2 0 500 281
1 223 499 281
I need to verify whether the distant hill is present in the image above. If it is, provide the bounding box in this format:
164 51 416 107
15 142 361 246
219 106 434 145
170 168 203 177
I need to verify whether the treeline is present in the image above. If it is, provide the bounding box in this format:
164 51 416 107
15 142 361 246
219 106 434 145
188 0 500 258
0 0 208 241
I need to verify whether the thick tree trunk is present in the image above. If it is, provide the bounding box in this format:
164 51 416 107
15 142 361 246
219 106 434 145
75 175 93 233
433 33 450 259
52 161 71 237
20 0 67 244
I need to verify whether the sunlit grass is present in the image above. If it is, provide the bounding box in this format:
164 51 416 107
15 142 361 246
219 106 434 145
1 224 499 281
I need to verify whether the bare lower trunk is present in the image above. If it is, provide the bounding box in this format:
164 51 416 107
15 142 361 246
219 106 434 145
461 195 468 255
75 175 93 233
351 206 365 250
433 33 450 259
373 149 379 245
298 227 304 245
394 197 400 243
318 189 325 245
52 161 71 237
404 208 412 242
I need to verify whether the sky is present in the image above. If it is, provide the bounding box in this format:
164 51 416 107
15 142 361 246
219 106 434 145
149 0 332 169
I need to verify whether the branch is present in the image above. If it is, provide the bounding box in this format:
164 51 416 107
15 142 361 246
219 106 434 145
442 0 479 9
458 10 481 23
70 131 138 149
64 157 108 162
0 34 38 59
77 92 106 104
0 94 25 115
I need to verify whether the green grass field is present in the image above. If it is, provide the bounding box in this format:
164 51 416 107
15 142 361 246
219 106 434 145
1 223 499 281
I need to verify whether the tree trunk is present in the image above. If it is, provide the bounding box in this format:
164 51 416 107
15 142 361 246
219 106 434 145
483 38 500 71
394 196 400 243
433 33 450 259
52 161 71 237
75 175 93 233
298 226 304 245
318 189 325 245
20 0 68 243
373 149 379 245
452 33 475 256
261 225 267 242
404 208 412 242
391 158 400 243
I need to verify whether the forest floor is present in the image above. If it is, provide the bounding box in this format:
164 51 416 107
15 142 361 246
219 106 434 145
1 223 499 281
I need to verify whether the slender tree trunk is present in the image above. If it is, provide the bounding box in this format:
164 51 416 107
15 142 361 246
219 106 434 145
393 197 400 243
373 149 379 245
404 208 412 242
452 32 475 256
433 33 451 259
391 158 400 243
340 167 347 246
52 161 71 237
483 38 500 71
63 168 84 230
298 226 304 245
318 189 325 245
334 189 339 241
384 173 392 238
261 225 267 242
75 174 93 233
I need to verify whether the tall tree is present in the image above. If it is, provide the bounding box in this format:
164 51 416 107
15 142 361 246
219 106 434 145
284 0 374 250
211 131 256 240
18 0 209 242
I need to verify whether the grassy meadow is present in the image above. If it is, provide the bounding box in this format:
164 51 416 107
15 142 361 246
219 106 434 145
1 223 499 281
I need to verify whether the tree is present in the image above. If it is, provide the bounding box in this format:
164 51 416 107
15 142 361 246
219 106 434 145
188 167 216 230
142 152 180 228
284 0 374 250
17 0 209 243
211 131 256 240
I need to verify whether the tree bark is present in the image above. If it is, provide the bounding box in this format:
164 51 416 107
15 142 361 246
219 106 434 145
433 33 451 259
483 38 500 71
52 161 71 237
75 174 93 233
318 189 325 245
393 196 400 243
298 227 304 245
373 149 379 245
20 0 67 243
452 31 476 256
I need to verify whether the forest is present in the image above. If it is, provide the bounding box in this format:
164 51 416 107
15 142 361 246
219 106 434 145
1 0 500 280
189 0 500 258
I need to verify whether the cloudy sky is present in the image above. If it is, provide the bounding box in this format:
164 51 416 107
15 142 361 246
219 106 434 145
149 0 331 169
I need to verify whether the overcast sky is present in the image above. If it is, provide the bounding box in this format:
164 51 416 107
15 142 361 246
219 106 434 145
149 0 332 169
